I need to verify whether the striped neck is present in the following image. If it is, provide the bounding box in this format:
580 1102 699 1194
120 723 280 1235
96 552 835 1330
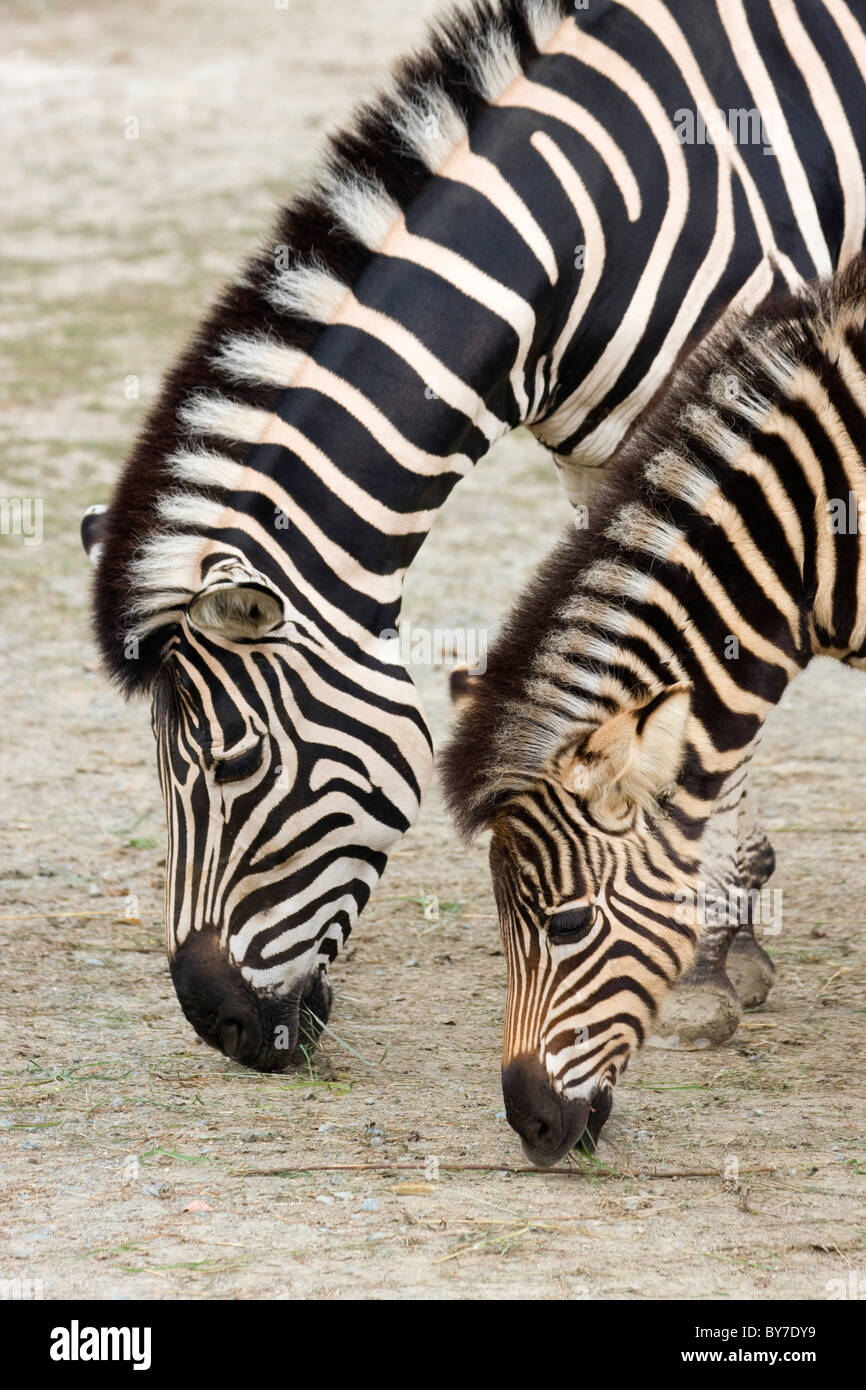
559 300 866 802
97 0 866 690
446 260 866 837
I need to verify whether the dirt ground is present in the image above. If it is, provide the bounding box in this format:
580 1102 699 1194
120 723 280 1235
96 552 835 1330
1 0 864 1301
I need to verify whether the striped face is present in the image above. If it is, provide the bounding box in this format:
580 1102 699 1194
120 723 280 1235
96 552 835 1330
486 686 699 1166
152 610 432 1070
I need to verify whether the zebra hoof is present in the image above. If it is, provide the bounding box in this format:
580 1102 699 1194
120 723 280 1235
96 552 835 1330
652 977 742 1049
727 933 776 1009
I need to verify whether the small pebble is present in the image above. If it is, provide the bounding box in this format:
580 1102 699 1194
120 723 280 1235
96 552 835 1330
361 1197 380 1212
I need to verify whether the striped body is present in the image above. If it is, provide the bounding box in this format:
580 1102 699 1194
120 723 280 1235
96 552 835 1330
84 0 866 1066
443 254 866 1165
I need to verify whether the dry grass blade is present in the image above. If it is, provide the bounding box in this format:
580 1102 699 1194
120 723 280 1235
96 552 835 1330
233 1161 778 1180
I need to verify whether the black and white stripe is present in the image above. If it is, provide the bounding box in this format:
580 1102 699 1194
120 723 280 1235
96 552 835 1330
84 0 866 1066
443 251 866 1164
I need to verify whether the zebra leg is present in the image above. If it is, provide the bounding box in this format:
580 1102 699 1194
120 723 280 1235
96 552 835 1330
655 918 743 1048
656 763 777 1045
726 819 777 1010
555 454 607 512
727 919 776 1009
654 780 743 1046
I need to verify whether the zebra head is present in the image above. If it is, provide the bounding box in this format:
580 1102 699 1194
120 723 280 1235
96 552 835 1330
446 676 698 1168
83 517 433 1070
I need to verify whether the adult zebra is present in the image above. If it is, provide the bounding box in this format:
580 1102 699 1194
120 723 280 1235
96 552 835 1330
83 0 866 1069
441 250 866 1166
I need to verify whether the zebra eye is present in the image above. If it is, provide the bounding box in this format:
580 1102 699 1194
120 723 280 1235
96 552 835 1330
212 741 264 784
547 904 597 942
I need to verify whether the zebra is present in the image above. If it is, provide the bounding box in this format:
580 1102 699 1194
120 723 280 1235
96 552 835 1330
82 0 866 1069
442 251 866 1167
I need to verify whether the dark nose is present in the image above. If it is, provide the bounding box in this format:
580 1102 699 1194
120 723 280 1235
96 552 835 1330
169 931 331 1071
502 1054 608 1168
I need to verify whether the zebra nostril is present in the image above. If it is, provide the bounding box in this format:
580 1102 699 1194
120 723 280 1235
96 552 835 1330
523 1117 553 1148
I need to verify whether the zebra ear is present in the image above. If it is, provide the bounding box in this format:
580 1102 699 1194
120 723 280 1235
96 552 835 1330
81 504 109 567
556 684 691 814
187 560 287 640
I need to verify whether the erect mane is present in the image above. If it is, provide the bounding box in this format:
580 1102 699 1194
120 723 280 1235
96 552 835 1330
93 0 572 697
440 250 866 840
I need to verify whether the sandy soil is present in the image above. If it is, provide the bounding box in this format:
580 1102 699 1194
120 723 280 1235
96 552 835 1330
1 0 864 1301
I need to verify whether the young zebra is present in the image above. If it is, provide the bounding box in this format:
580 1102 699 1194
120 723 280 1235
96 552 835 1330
83 0 866 1069
442 251 866 1167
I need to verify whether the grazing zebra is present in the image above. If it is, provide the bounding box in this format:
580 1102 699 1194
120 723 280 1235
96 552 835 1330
83 0 866 1069
442 251 866 1167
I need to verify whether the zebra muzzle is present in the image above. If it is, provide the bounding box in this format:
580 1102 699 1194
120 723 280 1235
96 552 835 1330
501 1053 600 1169
169 930 332 1072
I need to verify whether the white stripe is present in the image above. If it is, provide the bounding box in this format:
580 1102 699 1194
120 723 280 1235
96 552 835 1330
718 0 832 276
530 132 605 391
769 0 866 266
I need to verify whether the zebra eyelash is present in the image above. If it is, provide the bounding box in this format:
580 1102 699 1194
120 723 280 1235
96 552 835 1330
211 740 265 784
546 902 598 941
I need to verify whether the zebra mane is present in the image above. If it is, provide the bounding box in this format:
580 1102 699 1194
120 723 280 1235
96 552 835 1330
94 0 571 696
441 250 866 840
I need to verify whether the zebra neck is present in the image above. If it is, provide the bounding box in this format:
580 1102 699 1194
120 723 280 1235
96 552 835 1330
182 202 597 649
442 270 866 847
